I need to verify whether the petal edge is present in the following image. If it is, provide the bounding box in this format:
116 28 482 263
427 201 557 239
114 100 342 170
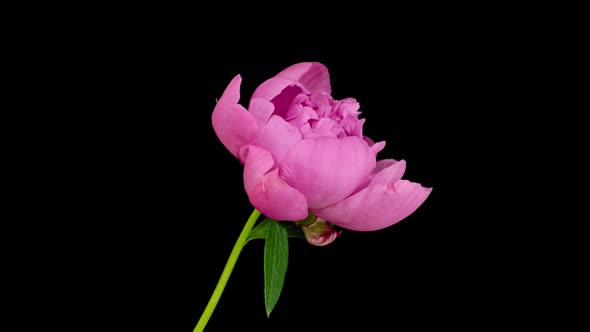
312 180 431 231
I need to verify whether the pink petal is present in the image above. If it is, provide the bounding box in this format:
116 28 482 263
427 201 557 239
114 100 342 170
248 98 275 127
279 136 376 209
373 159 398 174
299 122 312 137
252 62 331 101
364 136 375 146
252 77 305 101
310 118 338 138
285 103 304 122
353 159 403 195
287 93 312 115
256 115 302 164
218 74 241 104
211 75 258 159
275 62 331 95
364 137 386 155
287 105 318 129
312 180 432 231
313 92 332 118
342 117 365 137
242 145 308 221
371 159 406 185
370 141 386 155
268 85 305 118
331 98 360 117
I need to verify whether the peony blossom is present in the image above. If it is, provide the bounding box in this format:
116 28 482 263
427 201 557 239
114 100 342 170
212 62 431 231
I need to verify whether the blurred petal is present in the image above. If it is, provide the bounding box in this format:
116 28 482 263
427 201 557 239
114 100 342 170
212 75 258 159
280 136 376 209
256 115 302 164
312 180 431 231
242 145 308 221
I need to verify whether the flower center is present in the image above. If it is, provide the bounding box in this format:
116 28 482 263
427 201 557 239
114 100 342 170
271 85 366 140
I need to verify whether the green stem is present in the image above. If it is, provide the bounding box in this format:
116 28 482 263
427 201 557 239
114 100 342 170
193 209 261 332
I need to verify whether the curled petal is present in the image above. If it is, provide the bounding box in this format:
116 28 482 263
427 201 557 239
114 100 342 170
212 75 258 159
252 78 303 102
242 145 308 221
275 62 331 95
280 136 376 209
252 62 331 101
288 93 312 113
312 180 432 231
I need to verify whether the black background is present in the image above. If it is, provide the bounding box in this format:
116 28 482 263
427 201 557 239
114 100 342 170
2 5 589 332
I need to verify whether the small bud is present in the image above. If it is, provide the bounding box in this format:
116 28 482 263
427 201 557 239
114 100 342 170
301 217 342 246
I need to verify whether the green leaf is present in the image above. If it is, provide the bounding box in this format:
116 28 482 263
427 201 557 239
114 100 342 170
264 219 289 317
281 220 305 239
248 218 272 241
248 218 305 242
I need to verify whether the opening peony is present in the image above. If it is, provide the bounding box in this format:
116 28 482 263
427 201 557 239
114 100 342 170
197 62 434 331
212 62 431 232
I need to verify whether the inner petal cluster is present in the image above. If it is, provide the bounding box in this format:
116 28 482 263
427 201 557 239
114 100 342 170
270 86 367 141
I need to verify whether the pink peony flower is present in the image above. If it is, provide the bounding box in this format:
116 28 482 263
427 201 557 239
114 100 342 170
212 62 431 231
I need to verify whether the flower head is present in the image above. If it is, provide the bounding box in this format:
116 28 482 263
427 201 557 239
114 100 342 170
212 62 431 231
